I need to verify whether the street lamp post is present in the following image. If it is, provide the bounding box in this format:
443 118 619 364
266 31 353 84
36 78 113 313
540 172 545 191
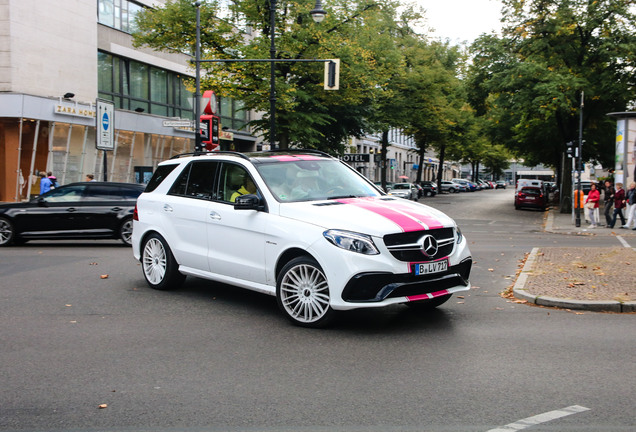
194 1 202 152
269 0 326 147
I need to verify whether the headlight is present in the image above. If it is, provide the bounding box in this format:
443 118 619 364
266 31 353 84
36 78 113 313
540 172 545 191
323 230 379 255
455 225 463 244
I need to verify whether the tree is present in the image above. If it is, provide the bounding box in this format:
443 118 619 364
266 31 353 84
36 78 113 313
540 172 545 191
467 0 636 210
133 0 415 152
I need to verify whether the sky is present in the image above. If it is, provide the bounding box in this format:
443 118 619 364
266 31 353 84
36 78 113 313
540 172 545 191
416 0 504 44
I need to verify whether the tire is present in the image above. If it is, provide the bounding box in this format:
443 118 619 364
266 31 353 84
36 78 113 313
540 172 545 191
119 217 134 246
406 294 452 310
276 256 335 328
141 233 185 290
449 188 456 193
0 217 15 246
426 191 433 197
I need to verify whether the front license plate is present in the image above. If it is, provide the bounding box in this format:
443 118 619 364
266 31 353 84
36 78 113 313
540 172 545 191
414 260 448 275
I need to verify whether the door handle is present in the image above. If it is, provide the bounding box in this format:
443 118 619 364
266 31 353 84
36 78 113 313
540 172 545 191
163 204 173 212
209 211 221 220
66 208 77 213
110 207 123 212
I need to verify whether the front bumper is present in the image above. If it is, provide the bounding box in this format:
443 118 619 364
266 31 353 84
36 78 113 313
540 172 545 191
341 257 472 302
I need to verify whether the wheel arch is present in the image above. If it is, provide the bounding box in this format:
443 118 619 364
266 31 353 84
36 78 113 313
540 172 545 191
275 247 317 281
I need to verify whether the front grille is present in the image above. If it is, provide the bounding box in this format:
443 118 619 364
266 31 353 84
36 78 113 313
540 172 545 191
383 228 455 262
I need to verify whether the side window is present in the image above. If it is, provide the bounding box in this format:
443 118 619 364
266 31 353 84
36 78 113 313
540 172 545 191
42 185 87 203
145 164 178 192
169 164 192 197
218 163 256 203
84 185 123 201
186 161 218 199
168 161 218 200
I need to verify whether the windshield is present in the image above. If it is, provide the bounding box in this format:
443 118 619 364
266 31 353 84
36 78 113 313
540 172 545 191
256 159 382 202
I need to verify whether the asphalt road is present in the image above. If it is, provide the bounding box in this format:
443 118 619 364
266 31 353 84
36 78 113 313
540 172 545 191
0 188 634 432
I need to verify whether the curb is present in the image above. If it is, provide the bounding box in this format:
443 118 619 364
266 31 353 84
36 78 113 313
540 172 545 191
512 247 636 313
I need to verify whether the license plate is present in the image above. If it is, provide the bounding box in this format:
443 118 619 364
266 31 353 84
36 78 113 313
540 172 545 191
414 260 448 275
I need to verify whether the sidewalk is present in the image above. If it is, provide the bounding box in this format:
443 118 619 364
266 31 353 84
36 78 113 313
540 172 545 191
510 207 636 313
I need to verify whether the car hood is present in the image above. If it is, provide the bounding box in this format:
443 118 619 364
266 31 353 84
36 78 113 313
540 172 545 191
278 196 455 236
0 201 33 211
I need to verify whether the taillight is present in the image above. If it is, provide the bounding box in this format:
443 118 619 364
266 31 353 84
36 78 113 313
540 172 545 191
133 204 139 221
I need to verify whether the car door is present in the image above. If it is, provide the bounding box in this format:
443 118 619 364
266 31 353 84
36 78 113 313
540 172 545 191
16 185 89 234
159 161 219 272
82 184 132 234
206 163 268 285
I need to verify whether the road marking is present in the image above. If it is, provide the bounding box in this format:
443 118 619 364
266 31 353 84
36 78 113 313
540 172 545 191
487 405 590 432
615 235 633 249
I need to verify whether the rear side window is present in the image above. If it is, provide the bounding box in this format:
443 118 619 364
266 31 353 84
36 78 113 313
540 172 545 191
84 185 125 201
169 161 219 200
145 164 178 192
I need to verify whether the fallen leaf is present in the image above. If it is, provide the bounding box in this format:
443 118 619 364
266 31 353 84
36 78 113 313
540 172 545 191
98 404 108 409
488 268 494 272
100 274 109 279
457 296 464 299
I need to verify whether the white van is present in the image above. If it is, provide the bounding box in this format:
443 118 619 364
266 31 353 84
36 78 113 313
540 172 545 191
516 179 543 191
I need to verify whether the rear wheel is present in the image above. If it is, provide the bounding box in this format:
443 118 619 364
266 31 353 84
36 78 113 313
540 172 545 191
0 218 15 246
406 294 452 310
276 256 335 328
141 233 185 290
119 217 134 246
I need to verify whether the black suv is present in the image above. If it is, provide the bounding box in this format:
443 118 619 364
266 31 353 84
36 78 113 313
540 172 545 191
0 182 145 246
419 181 438 197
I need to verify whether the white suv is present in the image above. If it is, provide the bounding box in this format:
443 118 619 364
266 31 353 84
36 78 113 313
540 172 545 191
132 151 472 327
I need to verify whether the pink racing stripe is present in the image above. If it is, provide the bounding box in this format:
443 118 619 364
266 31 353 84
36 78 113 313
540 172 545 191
407 289 449 302
385 201 445 230
336 198 425 232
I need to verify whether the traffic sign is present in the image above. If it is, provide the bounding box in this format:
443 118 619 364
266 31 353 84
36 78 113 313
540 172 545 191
163 120 194 128
96 99 115 151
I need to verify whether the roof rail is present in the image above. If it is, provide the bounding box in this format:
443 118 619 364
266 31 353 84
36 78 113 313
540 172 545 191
267 148 333 158
169 151 250 161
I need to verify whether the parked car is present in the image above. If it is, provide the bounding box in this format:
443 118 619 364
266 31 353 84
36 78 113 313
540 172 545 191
0 182 145 246
451 178 477 192
419 181 437 197
373 181 394 193
495 180 507 189
439 180 463 193
515 186 547 211
388 182 419 201
132 150 472 328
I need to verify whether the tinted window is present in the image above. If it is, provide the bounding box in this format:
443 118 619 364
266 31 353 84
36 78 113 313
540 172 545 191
145 164 178 192
521 188 542 196
41 185 86 203
84 185 127 201
168 161 219 200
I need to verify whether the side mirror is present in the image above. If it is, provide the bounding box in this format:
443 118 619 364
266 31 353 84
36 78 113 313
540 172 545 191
234 194 264 211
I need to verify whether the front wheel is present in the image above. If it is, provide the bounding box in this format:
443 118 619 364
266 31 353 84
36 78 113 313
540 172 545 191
141 233 185 290
0 217 16 246
276 256 335 328
119 217 134 246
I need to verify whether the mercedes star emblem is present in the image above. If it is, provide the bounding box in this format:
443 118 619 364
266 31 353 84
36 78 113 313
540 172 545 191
420 235 439 258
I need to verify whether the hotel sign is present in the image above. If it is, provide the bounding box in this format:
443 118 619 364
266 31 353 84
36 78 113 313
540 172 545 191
54 104 96 119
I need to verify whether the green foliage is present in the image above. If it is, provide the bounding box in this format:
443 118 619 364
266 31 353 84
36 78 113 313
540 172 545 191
468 0 636 171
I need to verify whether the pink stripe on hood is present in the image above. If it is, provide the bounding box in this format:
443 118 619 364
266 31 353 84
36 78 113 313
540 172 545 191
336 197 438 232
384 200 445 230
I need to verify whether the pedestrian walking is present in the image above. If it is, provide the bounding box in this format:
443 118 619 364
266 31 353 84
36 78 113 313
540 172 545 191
39 171 52 195
622 181 636 230
585 183 601 228
85 174 97 182
603 180 615 226
608 182 626 228
47 171 58 189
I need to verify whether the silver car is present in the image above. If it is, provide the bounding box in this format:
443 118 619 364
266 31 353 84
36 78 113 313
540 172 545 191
388 182 418 200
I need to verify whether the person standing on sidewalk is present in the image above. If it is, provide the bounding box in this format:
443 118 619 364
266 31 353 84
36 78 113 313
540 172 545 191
608 182 626 228
585 183 601 228
603 180 615 226
622 181 636 230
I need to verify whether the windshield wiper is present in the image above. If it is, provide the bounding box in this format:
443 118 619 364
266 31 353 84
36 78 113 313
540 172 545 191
327 194 360 200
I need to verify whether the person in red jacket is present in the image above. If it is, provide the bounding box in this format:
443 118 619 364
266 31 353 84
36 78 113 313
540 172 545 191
585 183 601 228
608 182 626 228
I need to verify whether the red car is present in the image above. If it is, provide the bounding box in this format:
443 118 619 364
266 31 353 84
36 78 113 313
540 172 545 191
515 186 547 211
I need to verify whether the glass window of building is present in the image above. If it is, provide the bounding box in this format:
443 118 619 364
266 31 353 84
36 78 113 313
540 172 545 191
98 0 144 33
98 52 194 119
